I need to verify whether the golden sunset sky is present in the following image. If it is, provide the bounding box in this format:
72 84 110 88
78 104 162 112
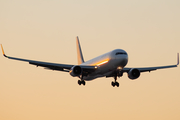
0 0 180 120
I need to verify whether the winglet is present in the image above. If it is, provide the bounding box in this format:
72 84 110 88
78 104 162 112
1 44 7 57
177 53 179 66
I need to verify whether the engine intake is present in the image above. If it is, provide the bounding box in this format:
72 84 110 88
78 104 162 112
128 68 140 80
69 65 82 77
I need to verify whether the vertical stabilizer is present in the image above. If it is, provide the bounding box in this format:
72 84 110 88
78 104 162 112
76 36 84 65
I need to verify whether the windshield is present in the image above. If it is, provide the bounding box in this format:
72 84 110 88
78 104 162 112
115 52 127 55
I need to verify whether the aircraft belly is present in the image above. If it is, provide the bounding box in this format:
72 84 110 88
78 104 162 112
84 64 115 81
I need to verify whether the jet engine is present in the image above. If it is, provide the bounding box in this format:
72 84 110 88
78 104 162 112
69 65 82 77
128 68 140 80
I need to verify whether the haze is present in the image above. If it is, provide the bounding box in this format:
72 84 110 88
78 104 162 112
0 0 180 120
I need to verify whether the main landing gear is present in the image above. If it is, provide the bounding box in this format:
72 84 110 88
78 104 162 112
111 76 119 87
78 75 86 86
78 80 86 86
111 69 123 87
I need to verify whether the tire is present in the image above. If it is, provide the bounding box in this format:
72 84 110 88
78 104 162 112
82 81 86 86
111 81 115 87
78 80 81 85
116 82 119 87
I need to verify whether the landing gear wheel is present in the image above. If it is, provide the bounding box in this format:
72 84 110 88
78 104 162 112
82 80 86 86
78 80 81 85
116 82 119 87
111 81 115 87
78 80 86 86
111 81 119 87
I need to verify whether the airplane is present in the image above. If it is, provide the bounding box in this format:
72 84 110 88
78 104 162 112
1 37 179 87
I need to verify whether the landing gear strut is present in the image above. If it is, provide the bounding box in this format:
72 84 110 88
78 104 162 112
78 75 86 86
111 75 120 87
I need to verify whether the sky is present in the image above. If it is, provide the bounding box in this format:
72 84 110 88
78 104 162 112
0 0 180 120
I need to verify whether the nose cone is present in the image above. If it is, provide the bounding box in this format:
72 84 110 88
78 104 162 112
111 49 128 67
121 55 128 66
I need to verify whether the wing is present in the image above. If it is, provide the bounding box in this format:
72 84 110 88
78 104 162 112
1 45 96 73
106 53 179 78
123 53 179 72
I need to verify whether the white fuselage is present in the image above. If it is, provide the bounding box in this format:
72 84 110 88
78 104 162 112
80 49 128 81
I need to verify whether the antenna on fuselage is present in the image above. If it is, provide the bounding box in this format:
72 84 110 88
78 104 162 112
76 36 85 65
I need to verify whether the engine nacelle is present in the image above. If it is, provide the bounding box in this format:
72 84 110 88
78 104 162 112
69 65 82 77
128 68 140 80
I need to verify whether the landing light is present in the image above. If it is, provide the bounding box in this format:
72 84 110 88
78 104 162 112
117 66 122 70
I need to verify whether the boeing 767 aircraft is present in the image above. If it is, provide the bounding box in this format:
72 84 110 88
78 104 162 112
1 37 179 87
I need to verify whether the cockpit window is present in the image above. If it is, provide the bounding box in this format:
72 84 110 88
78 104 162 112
115 52 127 55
